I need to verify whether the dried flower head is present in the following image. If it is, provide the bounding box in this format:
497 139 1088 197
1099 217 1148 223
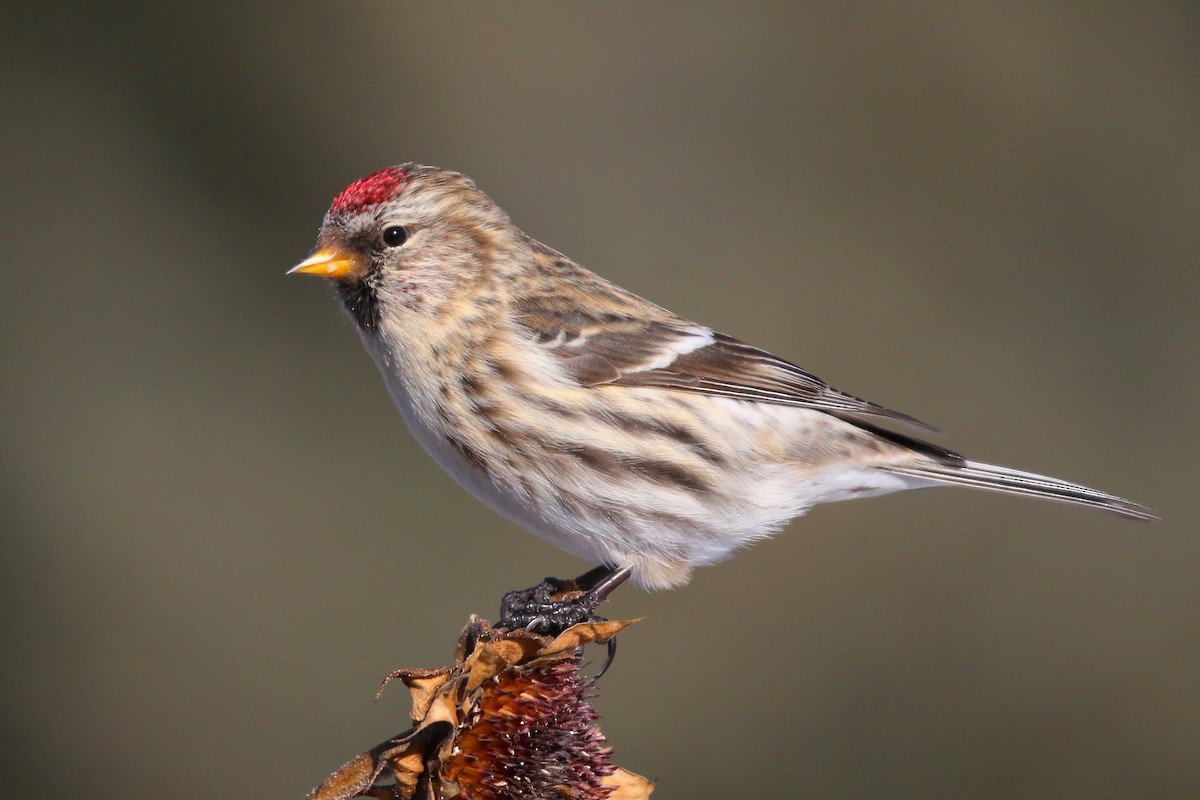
305 618 651 800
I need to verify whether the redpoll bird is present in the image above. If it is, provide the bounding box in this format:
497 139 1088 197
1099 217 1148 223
290 164 1157 597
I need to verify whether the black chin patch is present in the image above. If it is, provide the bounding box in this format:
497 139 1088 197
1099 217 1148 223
336 276 380 331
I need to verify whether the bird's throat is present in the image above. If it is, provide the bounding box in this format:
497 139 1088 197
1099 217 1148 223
337 276 381 331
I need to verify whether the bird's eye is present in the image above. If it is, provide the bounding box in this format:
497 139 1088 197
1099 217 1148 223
381 225 408 248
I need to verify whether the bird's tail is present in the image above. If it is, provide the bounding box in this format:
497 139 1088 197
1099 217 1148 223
880 460 1160 522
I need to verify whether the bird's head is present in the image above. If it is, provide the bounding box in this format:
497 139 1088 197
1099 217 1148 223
290 164 514 331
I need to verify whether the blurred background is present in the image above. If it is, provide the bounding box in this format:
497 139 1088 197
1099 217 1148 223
2 3 1197 798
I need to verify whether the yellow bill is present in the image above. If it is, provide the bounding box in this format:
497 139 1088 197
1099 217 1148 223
288 245 367 280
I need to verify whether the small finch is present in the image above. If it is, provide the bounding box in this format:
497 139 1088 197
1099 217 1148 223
290 164 1157 597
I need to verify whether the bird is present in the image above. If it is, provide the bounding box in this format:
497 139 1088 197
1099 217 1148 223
289 164 1158 618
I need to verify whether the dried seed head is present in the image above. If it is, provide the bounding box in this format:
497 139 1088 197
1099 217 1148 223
442 659 613 800
304 618 650 800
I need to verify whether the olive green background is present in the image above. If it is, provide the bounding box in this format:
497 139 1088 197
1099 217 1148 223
2 3 1197 798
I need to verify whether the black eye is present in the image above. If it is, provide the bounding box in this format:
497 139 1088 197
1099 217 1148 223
381 225 408 248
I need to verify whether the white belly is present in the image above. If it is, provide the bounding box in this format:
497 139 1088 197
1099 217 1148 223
367 341 614 566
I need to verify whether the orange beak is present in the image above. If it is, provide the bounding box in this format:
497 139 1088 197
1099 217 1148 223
287 245 367 280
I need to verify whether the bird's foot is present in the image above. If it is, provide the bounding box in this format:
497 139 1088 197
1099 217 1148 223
496 565 632 636
496 565 633 679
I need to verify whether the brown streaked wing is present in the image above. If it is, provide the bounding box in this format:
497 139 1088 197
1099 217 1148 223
514 299 940 432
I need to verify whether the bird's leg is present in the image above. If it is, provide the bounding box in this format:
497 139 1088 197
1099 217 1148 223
572 563 625 594
496 564 633 636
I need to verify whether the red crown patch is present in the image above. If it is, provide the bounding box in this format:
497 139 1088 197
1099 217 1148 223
329 167 408 215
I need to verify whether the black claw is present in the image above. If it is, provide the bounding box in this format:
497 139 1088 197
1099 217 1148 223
595 636 618 680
